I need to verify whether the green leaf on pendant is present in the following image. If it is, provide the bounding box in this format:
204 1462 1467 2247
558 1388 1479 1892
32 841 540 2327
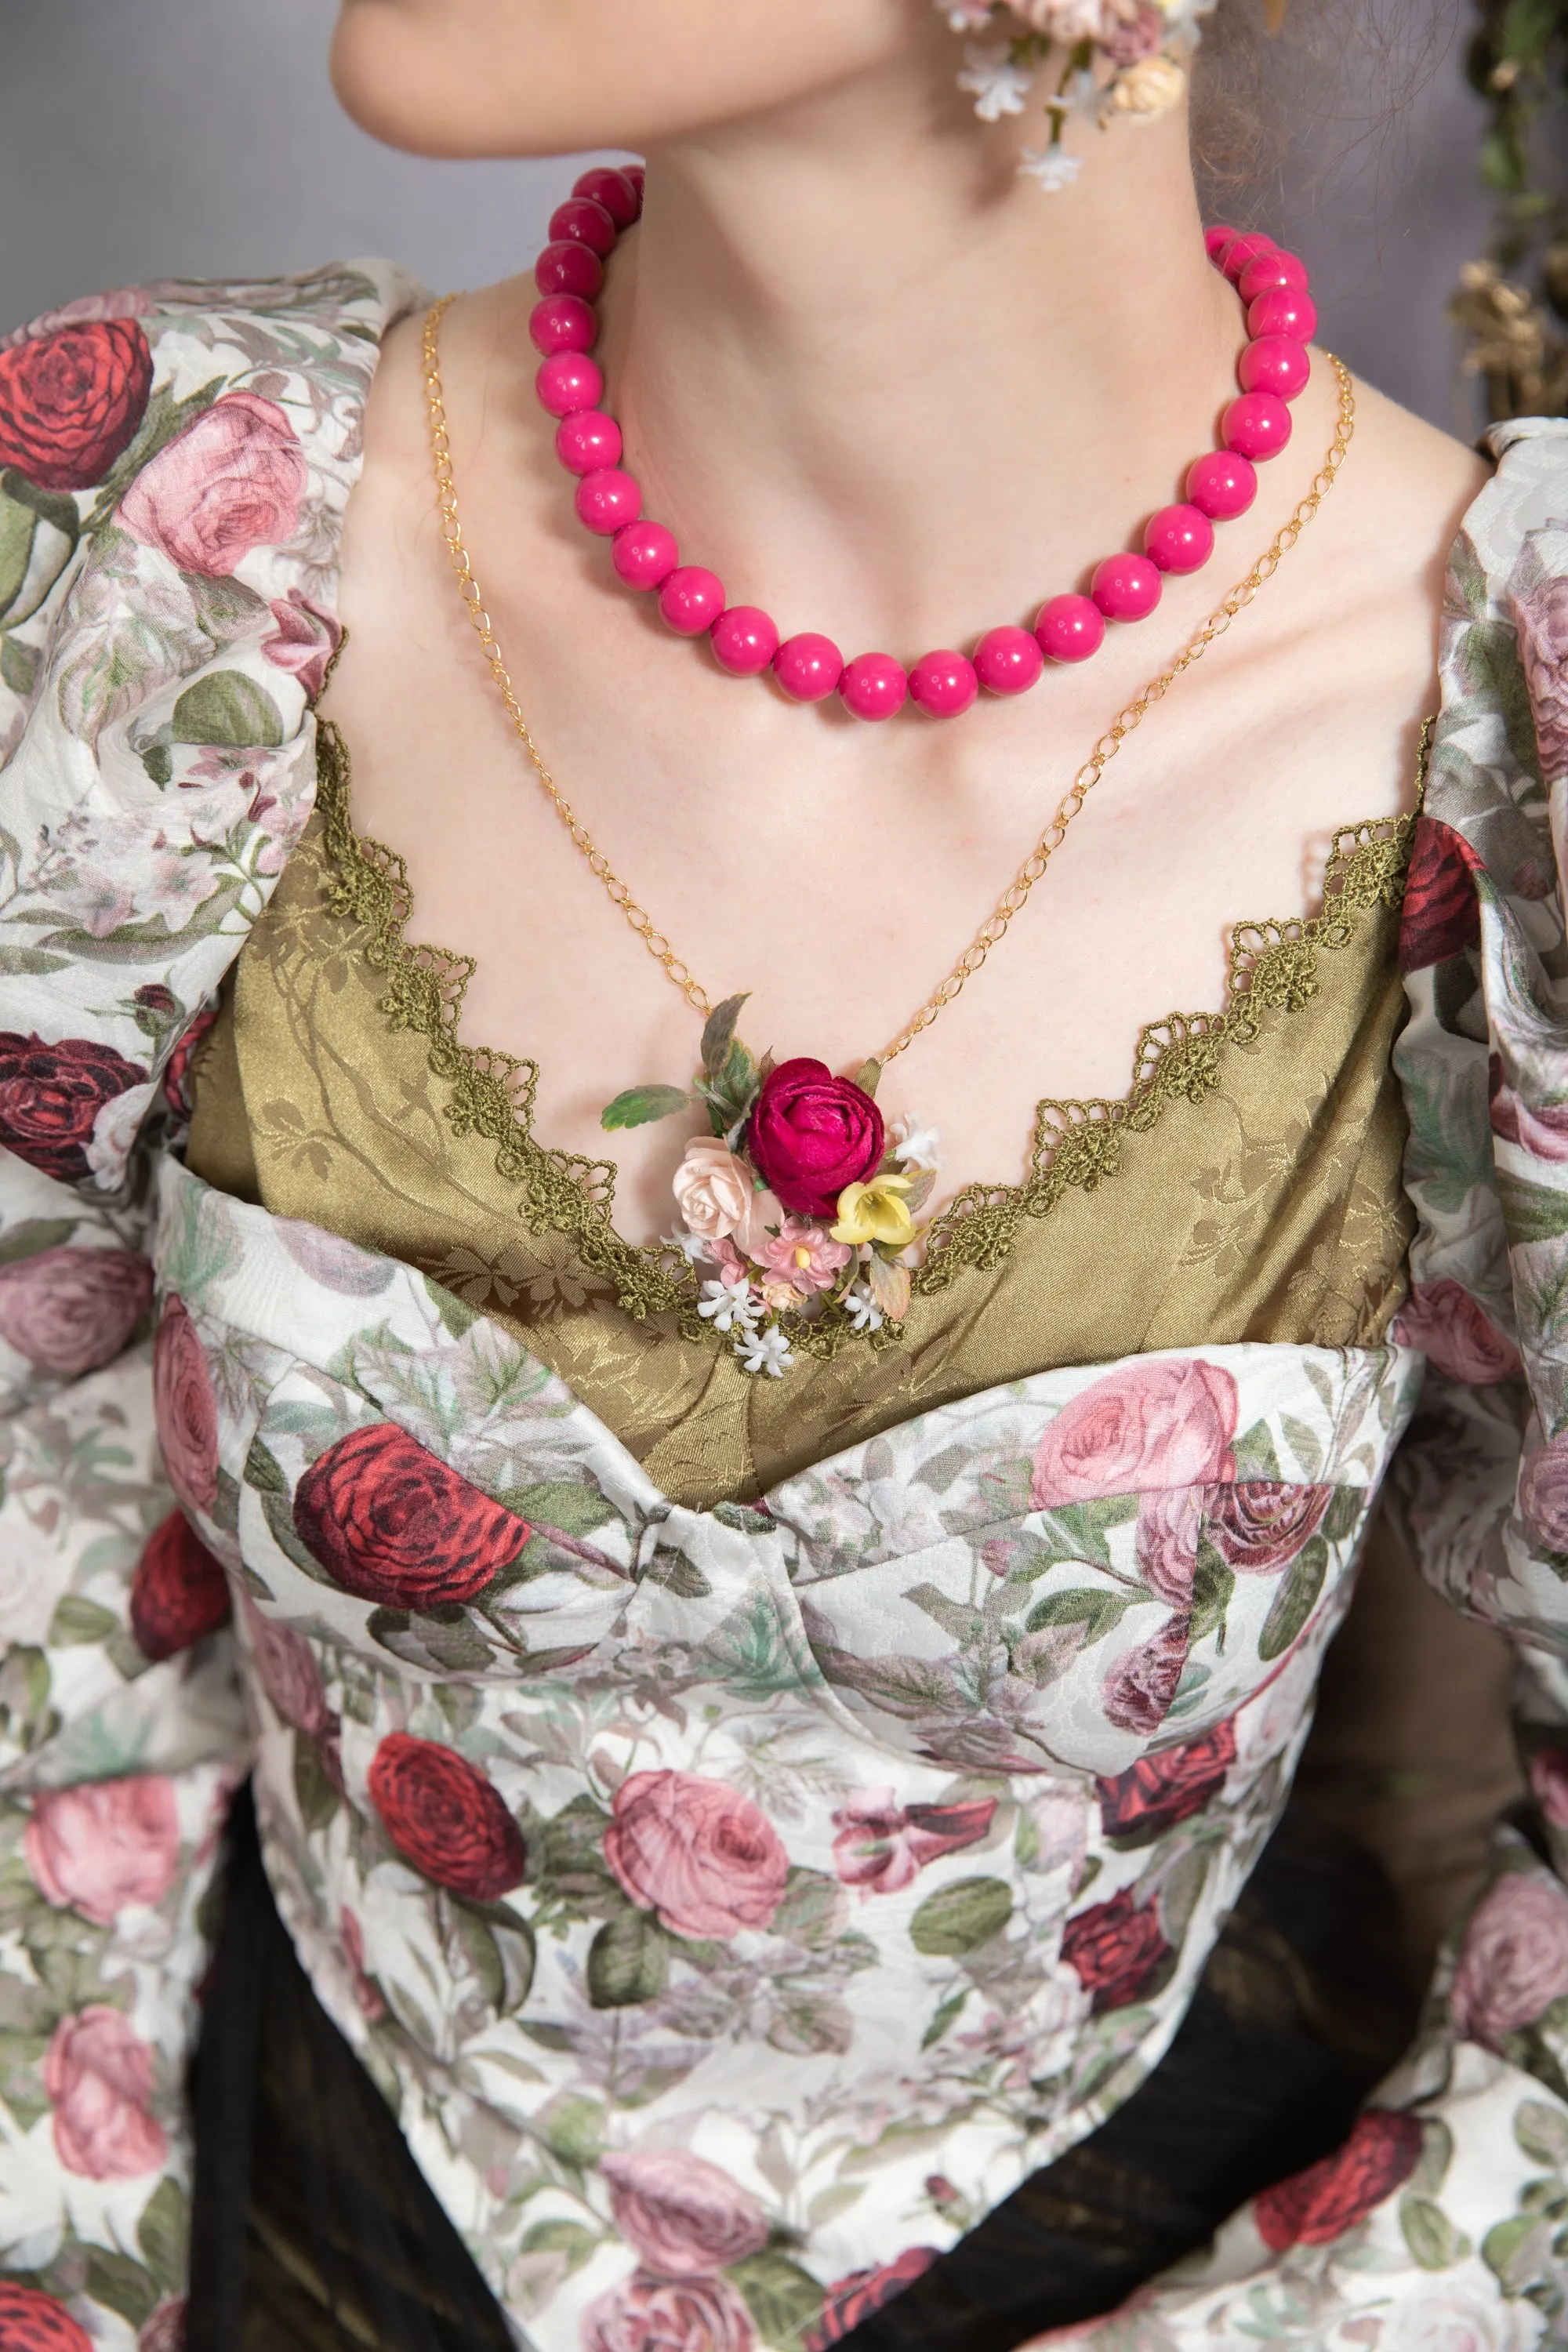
600 1084 693 1131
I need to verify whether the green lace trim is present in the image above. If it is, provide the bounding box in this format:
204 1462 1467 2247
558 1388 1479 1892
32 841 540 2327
314 720 1415 1359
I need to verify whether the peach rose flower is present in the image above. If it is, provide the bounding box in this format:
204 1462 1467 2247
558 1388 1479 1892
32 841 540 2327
25 1777 180 1926
673 1138 779 1256
44 2005 168 2179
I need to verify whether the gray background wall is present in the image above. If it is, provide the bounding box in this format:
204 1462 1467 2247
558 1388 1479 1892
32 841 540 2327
2 0 1490 436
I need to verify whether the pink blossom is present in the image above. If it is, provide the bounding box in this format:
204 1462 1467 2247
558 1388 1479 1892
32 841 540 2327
137 2302 187 2352
1134 1486 1203 1607
43 2006 168 2179
1102 1615 1190 1734
1392 1278 1523 1385
25 1777 180 1925
1512 573 1568 786
339 1907 387 2022
261 587 342 701
152 1294 219 1518
0 1245 151 1377
603 1770 789 1941
582 2270 755 2352
757 1220 852 1298
601 2148 768 2278
1033 1357 1238 1508
1450 1870 1568 2049
1489 1075 1568 1165
831 1789 996 1895
121 389 306 576
241 1595 328 1733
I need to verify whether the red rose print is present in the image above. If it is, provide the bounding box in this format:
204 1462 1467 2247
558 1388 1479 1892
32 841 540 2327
1398 816 1483 972
0 318 153 491
152 1295 219 1519
1203 1483 1332 1573
367 1732 526 1900
1393 1274 1523 1385
0 1033 148 1185
0 1246 152 1378
746 1058 885 1220
1102 1615 1189 1736
121 389 306 577
582 2270 756 2352
604 1769 789 1941
162 1004 219 1121
1254 2109 1424 2249
0 2281 93 2352
808 2249 938 2347
43 2005 168 2179
292 1423 532 1609
1060 1886 1173 2013
1096 1719 1237 1842
831 1790 996 1895
131 1509 232 1661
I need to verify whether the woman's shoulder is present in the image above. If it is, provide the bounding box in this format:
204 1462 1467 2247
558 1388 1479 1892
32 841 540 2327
0 261 424 1203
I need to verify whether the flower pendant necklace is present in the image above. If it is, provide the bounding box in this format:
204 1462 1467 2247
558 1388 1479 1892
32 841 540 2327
421 236 1355 1375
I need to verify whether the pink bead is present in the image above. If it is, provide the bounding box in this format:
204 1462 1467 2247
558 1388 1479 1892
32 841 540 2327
1239 249 1310 300
555 408 622 477
711 606 779 675
659 566 726 637
572 166 640 230
623 165 646 216
1143 503 1215 575
549 197 618 257
974 624 1044 696
1034 593 1105 664
612 521 679 590
575 468 641 535
1222 391 1293 462
1091 554 1162 623
1219 230 1275 283
1247 289 1317 343
1185 448 1258 519
535 353 603 419
840 652 909 721
535 240 603 300
774 633 844 702
530 296 597 357
1204 222 1242 260
1238 335 1311 401
909 650 978 718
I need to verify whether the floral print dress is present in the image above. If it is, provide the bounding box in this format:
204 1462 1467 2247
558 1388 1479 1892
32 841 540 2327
0 269 1566 2352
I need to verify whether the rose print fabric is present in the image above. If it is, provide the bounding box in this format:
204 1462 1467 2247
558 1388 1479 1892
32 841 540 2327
0 265 1566 2352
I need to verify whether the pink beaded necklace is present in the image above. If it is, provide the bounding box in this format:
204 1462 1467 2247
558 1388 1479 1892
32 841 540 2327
530 165 1318 723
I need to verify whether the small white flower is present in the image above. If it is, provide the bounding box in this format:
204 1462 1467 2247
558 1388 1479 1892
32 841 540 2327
737 1324 794 1377
958 42 1034 120
699 1277 759 1334
891 1116 942 1173
943 0 996 24
662 1228 713 1266
845 1284 885 1335
1019 147 1083 191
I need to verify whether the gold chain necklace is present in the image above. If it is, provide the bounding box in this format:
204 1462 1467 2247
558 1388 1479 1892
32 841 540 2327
422 296 1355 1069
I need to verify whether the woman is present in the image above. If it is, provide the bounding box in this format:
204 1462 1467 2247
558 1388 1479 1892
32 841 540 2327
0 2 1563 2346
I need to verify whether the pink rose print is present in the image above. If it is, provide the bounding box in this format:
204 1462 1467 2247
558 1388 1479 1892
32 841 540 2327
240 1595 328 1734
1450 1869 1568 2050
1489 1049 1568 1168
808 2249 938 2347
604 1770 789 1941
0 1246 152 1378
152 1295 219 1517
831 1790 996 1896
1134 1486 1203 1607
1394 1275 1523 1385
1202 1482 1333 1573
582 2270 756 2352
121 389 307 576
1032 1357 1237 1508
1520 1435 1568 1555
1102 1615 1189 1734
262 586 343 701
43 2005 168 2179
339 1907 387 2023
601 2148 769 2278
137 2301 187 2352
25 1777 180 1926
1530 1748 1568 1829
1512 572 1568 786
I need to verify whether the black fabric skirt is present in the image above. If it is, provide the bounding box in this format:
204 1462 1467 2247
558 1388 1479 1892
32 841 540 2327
187 1784 1417 2352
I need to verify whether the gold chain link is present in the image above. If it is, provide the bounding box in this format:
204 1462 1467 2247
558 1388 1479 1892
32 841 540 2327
424 297 1356 1063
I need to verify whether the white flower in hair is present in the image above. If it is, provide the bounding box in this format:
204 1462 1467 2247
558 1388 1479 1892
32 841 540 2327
956 42 1035 120
698 1277 760 1333
737 1325 794 1377
945 0 996 23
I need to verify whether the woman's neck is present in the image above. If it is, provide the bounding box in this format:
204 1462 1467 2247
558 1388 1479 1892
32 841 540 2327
604 35 1245 653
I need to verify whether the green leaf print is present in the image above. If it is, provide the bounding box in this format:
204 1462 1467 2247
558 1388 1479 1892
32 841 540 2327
1229 1419 1284 1482
1399 2193 1470 2270
137 2178 191 2297
0 488 37 619
1025 1586 1146 1646
292 1730 339 1832
46 1595 119 1648
771 1868 850 1952
600 1084 694 1132
170 669 284 749
82 2248 158 2330
1514 2100 1568 2169
586 1911 670 2009
0 633 38 697
909 1875 1013 1956
535 2090 605 2169
1258 1535 1328 1662
729 2251 826 2352
492 1480 616 1539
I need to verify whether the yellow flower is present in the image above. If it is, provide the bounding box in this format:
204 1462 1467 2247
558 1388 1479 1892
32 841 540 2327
831 1174 914 1249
